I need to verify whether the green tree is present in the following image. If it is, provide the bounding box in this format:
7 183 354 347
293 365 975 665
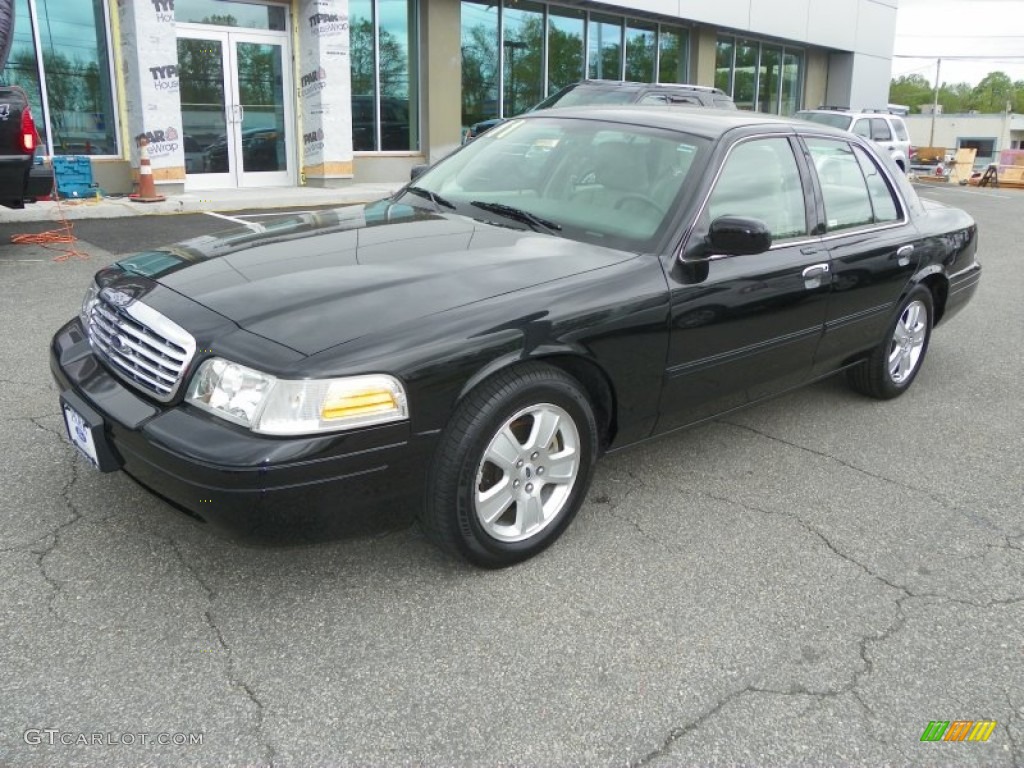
889 73 932 112
971 71 1014 113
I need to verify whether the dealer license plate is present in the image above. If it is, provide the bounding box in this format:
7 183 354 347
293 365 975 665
63 403 99 469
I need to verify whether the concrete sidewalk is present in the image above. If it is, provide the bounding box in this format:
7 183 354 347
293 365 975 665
0 182 404 222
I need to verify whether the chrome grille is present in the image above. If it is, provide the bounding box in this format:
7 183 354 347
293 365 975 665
85 293 196 401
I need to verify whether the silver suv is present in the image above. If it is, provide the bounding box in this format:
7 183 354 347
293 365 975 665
795 107 912 172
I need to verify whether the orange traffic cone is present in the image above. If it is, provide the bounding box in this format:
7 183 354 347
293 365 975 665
130 138 166 203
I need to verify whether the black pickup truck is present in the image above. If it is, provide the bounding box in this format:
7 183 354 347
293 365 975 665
0 84 51 208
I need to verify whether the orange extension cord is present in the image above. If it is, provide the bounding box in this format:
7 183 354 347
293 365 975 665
9 142 90 261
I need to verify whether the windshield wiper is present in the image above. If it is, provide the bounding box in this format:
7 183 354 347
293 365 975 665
469 201 562 233
405 185 455 211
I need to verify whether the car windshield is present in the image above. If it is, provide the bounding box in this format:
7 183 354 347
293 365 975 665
796 111 853 130
404 117 708 251
534 87 641 110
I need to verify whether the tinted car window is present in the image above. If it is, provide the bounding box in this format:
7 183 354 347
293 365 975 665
706 137 808 240
869 118 892 141
805 138 875 231
853 145 900 223
796 112 853 131
535 87 640 109
892 119 909 141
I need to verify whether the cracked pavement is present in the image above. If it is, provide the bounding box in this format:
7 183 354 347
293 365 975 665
1 193 1021 766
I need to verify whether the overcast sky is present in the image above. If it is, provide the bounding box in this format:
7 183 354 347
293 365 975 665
892 0 1024 85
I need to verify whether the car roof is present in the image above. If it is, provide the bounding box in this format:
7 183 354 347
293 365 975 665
517 105 854 140
797 107 903 118
572 79 726 94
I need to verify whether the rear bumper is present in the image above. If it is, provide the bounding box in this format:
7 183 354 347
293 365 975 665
50 318 433 543
941 260 982 325
0 155 32 207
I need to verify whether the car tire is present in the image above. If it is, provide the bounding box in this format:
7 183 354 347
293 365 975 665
421 363 598 568
848 285 933 399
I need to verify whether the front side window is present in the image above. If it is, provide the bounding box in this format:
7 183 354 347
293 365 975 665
851 119 871 139
806 137 877 232
706 137 808 241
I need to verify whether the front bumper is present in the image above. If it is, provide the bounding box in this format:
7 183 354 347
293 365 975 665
50 318 432 542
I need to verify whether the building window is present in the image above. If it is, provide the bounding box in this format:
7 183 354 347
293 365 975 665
502 0 544 117
657 26 687 84
625 20 655 82
0 0 118 156
716 34 804 114
461 0 498 131
958 138 997 162
714 37 733 93
547 6 584 94
350 0 419 152
588 14 622 80
460 2 690 132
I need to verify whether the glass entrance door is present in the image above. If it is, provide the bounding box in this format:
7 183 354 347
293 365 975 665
178 27 294 188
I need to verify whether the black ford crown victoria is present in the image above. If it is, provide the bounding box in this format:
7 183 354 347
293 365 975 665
51 109 981 567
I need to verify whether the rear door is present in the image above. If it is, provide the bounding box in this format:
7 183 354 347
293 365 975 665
799 135 922 373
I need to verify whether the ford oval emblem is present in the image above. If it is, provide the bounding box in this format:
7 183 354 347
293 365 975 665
112 334 131 355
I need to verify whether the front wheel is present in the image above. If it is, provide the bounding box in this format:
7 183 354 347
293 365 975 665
847 285 933 399
421 363 598 568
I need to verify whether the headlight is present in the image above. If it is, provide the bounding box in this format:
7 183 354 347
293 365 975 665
185 358 408 435
80 281 100 327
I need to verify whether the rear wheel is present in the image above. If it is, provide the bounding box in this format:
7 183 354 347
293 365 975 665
848 285 933 399
421 363 598 568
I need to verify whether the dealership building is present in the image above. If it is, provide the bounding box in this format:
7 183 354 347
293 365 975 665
2 0 898 195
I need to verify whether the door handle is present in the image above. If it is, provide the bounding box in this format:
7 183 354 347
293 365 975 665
896 244 914 267
802 262 830 290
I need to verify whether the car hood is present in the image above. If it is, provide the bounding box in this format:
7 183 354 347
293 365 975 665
113 200 638 356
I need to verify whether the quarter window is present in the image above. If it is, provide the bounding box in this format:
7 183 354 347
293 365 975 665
706 138 808 241
806 138 900 232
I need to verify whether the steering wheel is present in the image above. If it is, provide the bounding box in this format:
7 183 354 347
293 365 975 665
614 193 666 216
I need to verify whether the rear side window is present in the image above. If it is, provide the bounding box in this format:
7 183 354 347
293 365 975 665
853 145 900 222
806 138 900 231
891 119 909 141
869 118 892 141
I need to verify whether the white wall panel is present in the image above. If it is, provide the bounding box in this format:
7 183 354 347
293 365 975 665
679 0 749 29
748 0 810 43
806 0 859 50
625 0 682 19
856 0 898 58
847 53 893 109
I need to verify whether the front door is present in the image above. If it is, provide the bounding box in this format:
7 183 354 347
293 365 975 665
657 135 830 433
177 26 294 189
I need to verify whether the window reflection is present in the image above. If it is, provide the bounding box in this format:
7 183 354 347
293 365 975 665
502 1 544 117
658 27 687 83
758 45 781 113
351 0 418 151
780 50 803 116
175 0 287 30
1 0 118 155
715 38 734 94
716 35 804 115
625 21 655 82
461 1 498 130
547 7 584 93
733 40 757 110
588 16 621 80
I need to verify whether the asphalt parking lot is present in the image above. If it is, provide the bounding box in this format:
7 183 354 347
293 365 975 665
0 187 1021 767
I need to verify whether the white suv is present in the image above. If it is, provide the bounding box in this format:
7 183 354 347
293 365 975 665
795 108 912 173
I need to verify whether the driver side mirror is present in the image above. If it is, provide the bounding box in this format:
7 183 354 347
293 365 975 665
704 216 772 257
